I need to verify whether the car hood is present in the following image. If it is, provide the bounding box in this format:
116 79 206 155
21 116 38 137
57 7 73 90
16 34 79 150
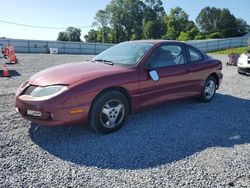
29 61 131 86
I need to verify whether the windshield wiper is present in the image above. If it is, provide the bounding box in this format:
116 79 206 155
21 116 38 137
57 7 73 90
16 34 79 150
94 59 114 65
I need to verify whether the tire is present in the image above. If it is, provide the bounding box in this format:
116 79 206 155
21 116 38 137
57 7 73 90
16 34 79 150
198 76 217 103
238 69 245 75
89 90 129 134
238 71 244 75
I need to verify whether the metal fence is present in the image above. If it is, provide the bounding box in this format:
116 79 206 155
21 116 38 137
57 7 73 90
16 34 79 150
0 39 114 54
187 37 249 52
0 36 249 55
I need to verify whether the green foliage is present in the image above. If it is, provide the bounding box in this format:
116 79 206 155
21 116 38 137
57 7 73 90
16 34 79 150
178 32 189 41
164 7 192 40
196 7 249 38
92 10 110 43
194 34 207 40
211 47 248 55
63 3 250 43
57 27 82 42
236 18 250 36
66 27 82 42
177 27 200 41
84 0 165 42
57 32 69 41
84 29 100 43
106 0 145 42
142 0 166 39
207 32 221 39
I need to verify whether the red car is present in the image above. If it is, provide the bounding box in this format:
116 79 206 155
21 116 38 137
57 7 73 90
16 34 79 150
15 40 223 134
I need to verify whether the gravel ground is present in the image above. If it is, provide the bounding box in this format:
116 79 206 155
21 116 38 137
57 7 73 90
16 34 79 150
0 53 249 188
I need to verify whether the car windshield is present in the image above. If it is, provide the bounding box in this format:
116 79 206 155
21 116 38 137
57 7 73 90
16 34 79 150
93 42 154 66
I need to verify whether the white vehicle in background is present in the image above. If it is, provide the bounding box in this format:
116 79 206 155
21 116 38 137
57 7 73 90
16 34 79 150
237 49 250 75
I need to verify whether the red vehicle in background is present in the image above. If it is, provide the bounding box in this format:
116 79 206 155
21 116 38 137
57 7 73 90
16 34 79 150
15 40 223 134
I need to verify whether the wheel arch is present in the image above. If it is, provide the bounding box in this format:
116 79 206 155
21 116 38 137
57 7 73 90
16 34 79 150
208 73 219 89
89 86 132 116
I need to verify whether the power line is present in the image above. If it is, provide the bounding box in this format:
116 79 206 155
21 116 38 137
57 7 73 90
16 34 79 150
0 19 92 29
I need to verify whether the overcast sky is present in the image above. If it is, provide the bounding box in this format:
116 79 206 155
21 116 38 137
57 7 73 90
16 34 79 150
0 0 249 41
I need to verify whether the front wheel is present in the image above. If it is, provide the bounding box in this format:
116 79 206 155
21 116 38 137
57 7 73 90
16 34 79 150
89 91 129 134
198 76 217 103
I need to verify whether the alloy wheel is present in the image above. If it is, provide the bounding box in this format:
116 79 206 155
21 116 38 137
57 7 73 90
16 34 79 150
205 80 216 100
100 99 125 129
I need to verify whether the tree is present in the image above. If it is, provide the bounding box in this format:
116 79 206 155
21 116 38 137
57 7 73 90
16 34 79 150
207 32 221 39
164 7 190 40
143 20 155 39
177 26 200 41
57 27 82 42
84 29 100 43
66 27 82 42
84 0 167 42
196 7 249 38
142 0 166 39
57 32 69 41
196 7 221 33
218 8 238 37
93 10 110 43
178 32 189 41
106 0 145 42
194 34 207 40
235 18 250 36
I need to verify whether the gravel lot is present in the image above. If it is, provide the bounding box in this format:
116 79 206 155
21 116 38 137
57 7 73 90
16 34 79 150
0 53 249 187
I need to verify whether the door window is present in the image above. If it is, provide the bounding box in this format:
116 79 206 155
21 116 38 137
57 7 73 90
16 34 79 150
149 44 186 68
188 47 203 62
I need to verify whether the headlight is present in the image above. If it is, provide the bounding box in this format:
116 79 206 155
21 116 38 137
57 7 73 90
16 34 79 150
29 85 68 101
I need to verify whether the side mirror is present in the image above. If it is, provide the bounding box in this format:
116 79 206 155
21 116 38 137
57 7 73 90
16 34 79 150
149 70 160 82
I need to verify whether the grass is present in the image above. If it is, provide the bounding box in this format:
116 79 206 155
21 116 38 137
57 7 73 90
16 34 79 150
210 47 248 55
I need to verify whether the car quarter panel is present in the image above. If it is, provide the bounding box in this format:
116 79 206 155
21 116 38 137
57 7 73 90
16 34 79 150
185 58 223 93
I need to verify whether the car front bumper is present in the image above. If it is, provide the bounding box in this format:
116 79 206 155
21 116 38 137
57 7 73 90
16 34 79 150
15 97 90 126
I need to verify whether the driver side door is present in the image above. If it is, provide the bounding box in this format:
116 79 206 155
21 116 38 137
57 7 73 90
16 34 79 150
139 43 193 108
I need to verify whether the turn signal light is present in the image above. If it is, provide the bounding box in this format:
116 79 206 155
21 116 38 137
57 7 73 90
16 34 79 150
69 109 85 114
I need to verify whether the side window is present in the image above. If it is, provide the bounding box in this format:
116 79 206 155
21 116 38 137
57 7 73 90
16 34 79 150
149 44 186 68
188 47 203 62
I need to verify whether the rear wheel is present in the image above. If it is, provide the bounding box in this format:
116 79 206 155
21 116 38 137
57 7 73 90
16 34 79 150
89 91 129 134
198 76 217 103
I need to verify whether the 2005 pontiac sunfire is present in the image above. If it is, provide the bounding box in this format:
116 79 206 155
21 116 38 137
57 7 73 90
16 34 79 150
15 40 223 134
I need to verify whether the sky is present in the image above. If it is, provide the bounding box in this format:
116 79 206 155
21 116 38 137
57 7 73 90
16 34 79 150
0 0 249 41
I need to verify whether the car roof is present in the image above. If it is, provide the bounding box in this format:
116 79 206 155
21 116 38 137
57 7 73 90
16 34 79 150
125 40 187 45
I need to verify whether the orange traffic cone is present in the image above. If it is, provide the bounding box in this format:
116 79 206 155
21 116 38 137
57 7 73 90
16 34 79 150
9 47 14 64
3 64 10 77
9 46 18 64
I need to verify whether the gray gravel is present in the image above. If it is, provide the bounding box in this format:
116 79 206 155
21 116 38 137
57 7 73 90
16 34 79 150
0 53 249 188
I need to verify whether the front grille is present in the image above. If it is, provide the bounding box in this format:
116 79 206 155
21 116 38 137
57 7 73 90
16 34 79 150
21 85 38 95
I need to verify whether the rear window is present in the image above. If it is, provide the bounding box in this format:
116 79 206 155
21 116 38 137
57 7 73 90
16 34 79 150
188 47 203 62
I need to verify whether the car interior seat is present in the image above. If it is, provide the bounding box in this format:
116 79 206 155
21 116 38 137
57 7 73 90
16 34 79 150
153 48 175 68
